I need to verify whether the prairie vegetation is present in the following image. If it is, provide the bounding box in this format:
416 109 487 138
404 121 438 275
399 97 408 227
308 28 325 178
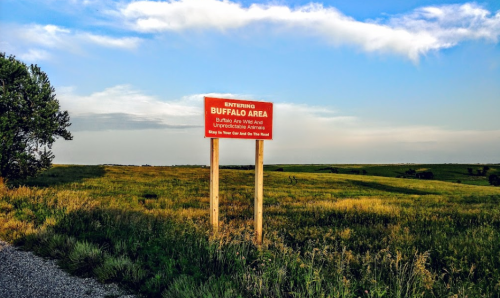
1 165 500 297
265 164 500 186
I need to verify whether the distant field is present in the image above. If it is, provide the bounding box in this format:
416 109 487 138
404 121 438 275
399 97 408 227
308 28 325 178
1 165 500 297
262 163 500 186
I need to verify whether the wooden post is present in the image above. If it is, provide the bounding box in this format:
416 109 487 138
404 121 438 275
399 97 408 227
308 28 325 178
254 140 264 245
210 138 219 233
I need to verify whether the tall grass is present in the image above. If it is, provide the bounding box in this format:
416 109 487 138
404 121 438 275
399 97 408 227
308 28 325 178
1 165 500 297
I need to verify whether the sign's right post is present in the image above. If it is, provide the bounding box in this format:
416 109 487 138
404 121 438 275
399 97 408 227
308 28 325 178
254 139 264 245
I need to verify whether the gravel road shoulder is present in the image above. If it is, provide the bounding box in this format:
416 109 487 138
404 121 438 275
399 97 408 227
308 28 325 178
0 240 136 298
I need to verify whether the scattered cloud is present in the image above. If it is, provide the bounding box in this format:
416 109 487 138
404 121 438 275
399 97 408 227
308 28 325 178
17 49 51 62
59 85 237 117
20 24 141 50
54 108 500 165
70 113 201 131
389 3 500 46
119 0 500 61
6 1 499 61
58 85 244 130
79 32 142 49
57 85 500 164
2 23 142 60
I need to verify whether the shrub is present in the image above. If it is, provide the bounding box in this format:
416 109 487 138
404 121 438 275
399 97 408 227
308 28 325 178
416 172 434 180
489 174 500 186
68 241 104 276
405 169 416 176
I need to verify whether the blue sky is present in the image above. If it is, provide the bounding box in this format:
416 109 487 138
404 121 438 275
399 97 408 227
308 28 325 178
1 0 499 165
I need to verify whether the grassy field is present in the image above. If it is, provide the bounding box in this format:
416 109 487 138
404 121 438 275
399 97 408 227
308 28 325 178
1 164 500 297
262 164 500 186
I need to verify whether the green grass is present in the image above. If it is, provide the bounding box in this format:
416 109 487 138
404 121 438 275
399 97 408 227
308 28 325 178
1 165 500 297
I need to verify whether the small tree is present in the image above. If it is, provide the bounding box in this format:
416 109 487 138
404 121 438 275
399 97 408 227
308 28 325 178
489 174 500 187
482 166 490 176
467 168 473 175
416 171 434 180
405 169 416 176
0 53 72 182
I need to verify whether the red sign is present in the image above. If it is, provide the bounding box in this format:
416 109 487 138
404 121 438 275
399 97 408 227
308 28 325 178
204 97 273 140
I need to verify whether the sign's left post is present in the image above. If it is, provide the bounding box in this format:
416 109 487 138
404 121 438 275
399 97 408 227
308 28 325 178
210 138 219 233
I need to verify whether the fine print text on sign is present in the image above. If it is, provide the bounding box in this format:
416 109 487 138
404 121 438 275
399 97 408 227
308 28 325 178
204 97 273 140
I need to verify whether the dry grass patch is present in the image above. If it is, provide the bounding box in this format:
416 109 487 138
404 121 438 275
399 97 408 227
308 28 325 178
312 198 400 216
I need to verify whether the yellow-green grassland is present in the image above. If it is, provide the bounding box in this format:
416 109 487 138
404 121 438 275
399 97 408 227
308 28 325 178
1 164 500 297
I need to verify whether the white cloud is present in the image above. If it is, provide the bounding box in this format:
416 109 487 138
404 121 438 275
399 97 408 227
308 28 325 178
17 49 51 62
22 24 142 50
3 23 142 59
266 103 500 163
54 86 500 165
119 0 500 61
56 85 500 164
58 85 247 129
16 24 73 49
79 33 141 49
60 85 201 117
389 3 500 46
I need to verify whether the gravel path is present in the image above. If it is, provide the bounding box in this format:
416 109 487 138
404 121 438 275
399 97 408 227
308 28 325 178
0 240 136 298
